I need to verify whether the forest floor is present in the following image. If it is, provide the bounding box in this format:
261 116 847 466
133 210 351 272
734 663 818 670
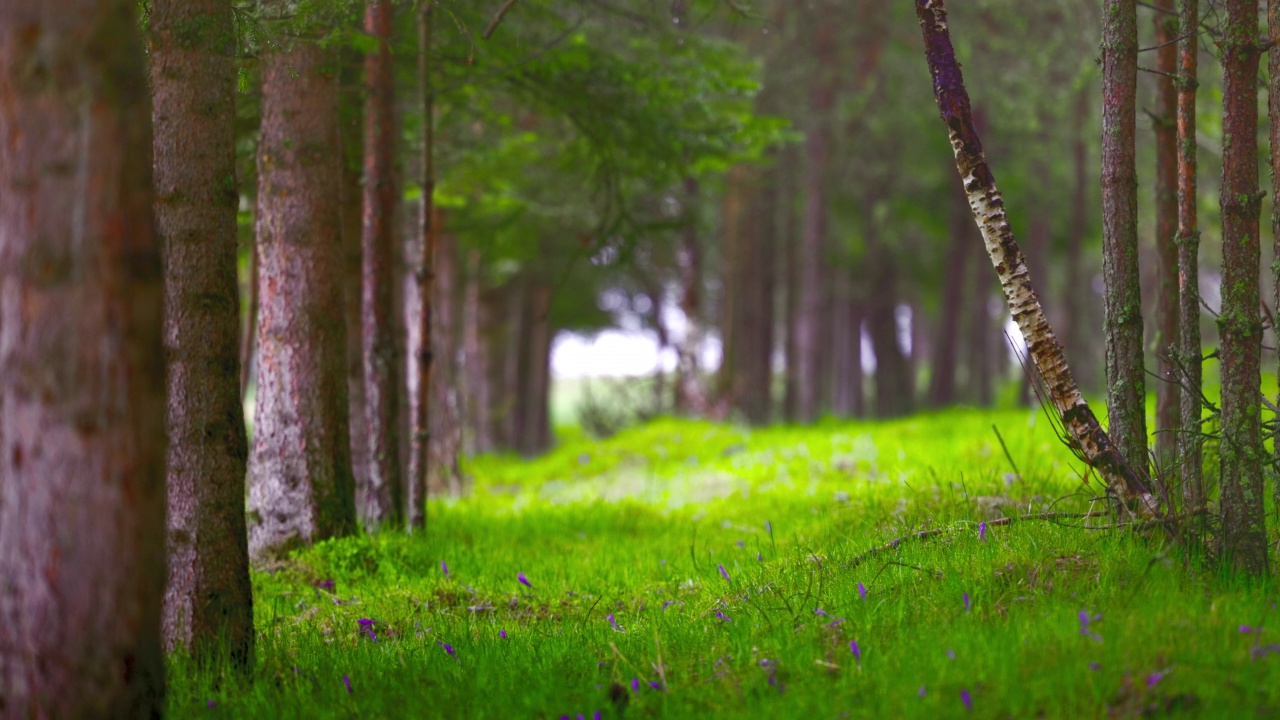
173 409 1279 718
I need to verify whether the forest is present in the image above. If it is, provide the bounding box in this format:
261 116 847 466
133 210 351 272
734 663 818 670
3 0 1280 717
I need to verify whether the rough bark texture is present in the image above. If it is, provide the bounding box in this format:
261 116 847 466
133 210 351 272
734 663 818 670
1101 0 1149 470
357 0 402 529
1152 0 1181 465
1217 0 1268 574
247 28 357 562
1269 0 1280 518
674 177 704 415
341 165 370 511
719 165 774 423
0 1 167 714
868 242 914 418
428 232 462 494
1062 86 1095 392
915 0 1151 502
464 250 492 453
151 0 254 668
1178 0 1203 507
782 151 801 421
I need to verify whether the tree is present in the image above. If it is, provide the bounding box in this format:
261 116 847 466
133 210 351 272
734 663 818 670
915 0 1152 506
408 0 436 528
0 0 167 714
1177 0 1203 507
152 0 254 667
1216 0 1268 574
247 4 358 561
1152 0 1180 466
358 0 403 528
1268 0 1280 518
1101 0 1148 470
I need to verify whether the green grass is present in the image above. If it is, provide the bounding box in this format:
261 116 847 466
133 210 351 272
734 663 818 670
173 409 1280 718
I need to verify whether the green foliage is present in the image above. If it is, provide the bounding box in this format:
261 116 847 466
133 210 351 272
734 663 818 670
172 411 1280 717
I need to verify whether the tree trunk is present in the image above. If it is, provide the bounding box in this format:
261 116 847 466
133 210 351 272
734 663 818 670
929 184 973 407
341 165 370 516
868 243 914 418
152 0 253 669
1217 0 1268 574
966 238 995 407
1153 0 1181 467
356 0 402 528
0 1 167 713
241 243 259 399
782 152 801 421
1270 0 1280 519
746 169 777 424
247 24 357 561
1101 0 1149 470
1062 85 1095 392
464 250 492 453
407 1 437 527
915 0 1152 504
1179 0 1203 508
519 283 554 456
674 176 704 415
429 232 462 494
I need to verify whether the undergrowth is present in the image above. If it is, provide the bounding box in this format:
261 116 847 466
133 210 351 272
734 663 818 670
172 409 1279 718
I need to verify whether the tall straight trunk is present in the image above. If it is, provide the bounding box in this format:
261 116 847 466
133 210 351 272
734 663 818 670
915 0 1152 504
464 250 492 453
929 184 972 407
429 232 462 494
341 166 370 510
782 153 801 421
1063 86 1095 391
1101 0 1149 470
675 176 704 415
408 1 436 529
1153 0 1181 466
0 1 167 713
718 165 747 403
152 0 253 668
868 244 914 418
247 23 357 561
241 244 259 398
966 239 995 407
1217 0 1268 574
518 283 554 455
1179 0 1203 508
748 169 778 423
1270 0 1280 518
358 0 402 528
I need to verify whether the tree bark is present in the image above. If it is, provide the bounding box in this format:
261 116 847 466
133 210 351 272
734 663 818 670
247 22 357 561
0 1 167 714
1152 0 1182 466
429 232 462 494
342 164 370 518
1178 0 1203 509
464 250 492 453
868 243 914 418
1062 86 1095 392
915 0 1152 504
151 0 254 669
929 184 973 407
1268 0 1280 520
1101 0 1149 470
357 0 402 529
1217 0 1269 574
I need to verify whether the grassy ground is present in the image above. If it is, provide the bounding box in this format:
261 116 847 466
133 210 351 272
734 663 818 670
174 409 1279 718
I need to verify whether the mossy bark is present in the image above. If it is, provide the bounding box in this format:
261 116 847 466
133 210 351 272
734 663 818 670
1177 0 1203 507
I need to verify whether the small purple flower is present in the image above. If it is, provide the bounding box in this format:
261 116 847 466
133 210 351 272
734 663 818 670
1240 625 1263 634
815 608 829 617
850 639 861 662
343 675 352 694
207 700 216 708
964 592 970 613
317 579 335 589
858 582 867 601
518 572 532 588
631 677 640 693
978 522 987 542
500 629 508 639
1089 662 1102 671
826 617 846 628
1079 610 1104 642
593 713 602 720
662 600 677 610
719 564 732 583
961 688 972 710
716 610 732 623
1147 669 1169 687
608 613 623 632
757 552 763 562
946 649 956 660
439 641 455 656
441 560 449 578
918 686 926 697
736 540 745 548
765 520 773 533
649 681 662 691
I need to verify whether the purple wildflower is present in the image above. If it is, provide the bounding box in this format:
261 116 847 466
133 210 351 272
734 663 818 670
964 592 970 613
1147 669 1169 687
757 552 764 562
343 675 352 694
826 617 846 628
850 640 861 662
608 614 623 632
518 572 532 588
918 686 926 697
631 678 640 693
594 712 602 720
439 641 455 656
961 688 972 710
1089 662 1102 671
719 564 732 583
858 582 867 601
207 700 216 708
978 522 987 542
441 560 449 578
317 579 335 589
716 610 732 623
736 540 745 548
1240 625 1263 634
1079 610 1104 642
815 608 829 617
946 649 956 660
765 520 773 533
500 629 508 639
649 681 662 691
577 715 585 720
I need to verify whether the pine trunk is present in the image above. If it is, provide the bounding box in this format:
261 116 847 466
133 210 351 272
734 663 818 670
1101 0 1149 470
0 1 167 713
1268 0 1280 517
915 0 1152 503
929 185 972 407
1153 0 1182 466
247 25 357 561
1217 0 1269 573
152 0 254 668
1178 0 1203 506
1062 86 1095 391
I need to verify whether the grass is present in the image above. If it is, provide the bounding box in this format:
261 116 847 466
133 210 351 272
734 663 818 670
172 408 1280 718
